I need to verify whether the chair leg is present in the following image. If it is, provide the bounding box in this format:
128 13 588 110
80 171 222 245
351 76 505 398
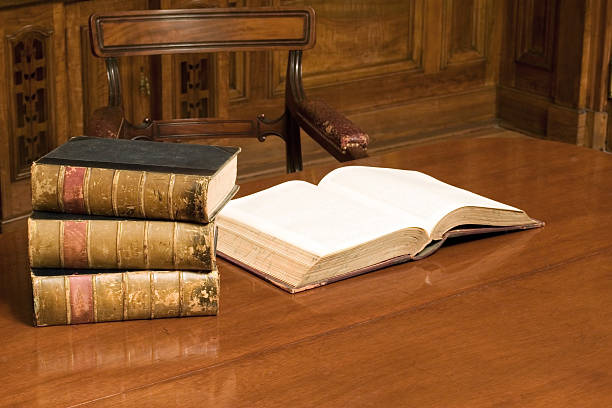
285 109 303 173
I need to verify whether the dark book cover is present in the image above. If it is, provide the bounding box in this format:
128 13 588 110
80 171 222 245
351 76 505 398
38 136 240 175
31 137 240 223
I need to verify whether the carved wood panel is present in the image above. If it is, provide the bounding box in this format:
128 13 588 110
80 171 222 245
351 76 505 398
271 0 424 95
514 0 557 70
440 0 487 69
228 50 248 102
173 54 215 118
499 0 559 98
163 0 228 118
6 26 53 181
228 0 249 102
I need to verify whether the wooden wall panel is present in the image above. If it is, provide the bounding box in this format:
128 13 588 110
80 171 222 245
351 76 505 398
228 51 249 102
514 0 556 70
501 0 557 97
227 0 249 103
499 0 610 150
223 0 497 181
14 0 604 223
0 3 68 223
160 0 229 119
348 87 497 150
171 53 217 118
6 26 55 182
65 0 152 138
440 0 487 68
552 0 586 108
0 0 608 225
272 0 424 95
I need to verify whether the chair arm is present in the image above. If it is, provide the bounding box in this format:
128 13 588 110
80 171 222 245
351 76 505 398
294 99 369 162
85 106 125 139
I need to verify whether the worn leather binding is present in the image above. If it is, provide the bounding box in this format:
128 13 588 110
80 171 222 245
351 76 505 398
31 136 240 223
31 269 219 326
31 163 239 224
28 213 215 270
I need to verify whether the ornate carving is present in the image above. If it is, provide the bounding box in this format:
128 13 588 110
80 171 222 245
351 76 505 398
7 26 54 181
174 54 215 118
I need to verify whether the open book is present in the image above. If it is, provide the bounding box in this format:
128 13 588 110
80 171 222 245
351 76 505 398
216 166 543 293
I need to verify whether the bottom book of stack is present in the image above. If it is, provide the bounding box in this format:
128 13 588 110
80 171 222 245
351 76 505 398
31 269 219 326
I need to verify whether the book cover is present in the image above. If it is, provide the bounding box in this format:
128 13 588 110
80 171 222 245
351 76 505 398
31 268 219 326
31 136 240 223
28 212 216 271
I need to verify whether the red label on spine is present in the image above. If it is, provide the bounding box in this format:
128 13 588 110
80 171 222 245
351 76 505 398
63 166 87 213
63 220 89 268
69 275 94 324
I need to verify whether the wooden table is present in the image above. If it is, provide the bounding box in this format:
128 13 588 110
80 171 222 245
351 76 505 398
1 134 611 407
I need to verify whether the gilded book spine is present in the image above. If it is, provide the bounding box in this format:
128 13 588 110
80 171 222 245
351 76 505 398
31 269 219 326
31 163 212 223
28 217 215 270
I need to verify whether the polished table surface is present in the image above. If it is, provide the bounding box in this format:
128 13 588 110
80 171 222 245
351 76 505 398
1 133 611 407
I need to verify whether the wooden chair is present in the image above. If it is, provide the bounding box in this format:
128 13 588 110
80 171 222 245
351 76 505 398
86 7 368 173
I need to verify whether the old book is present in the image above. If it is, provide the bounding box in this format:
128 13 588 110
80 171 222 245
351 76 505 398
28 212 215 270
216 166 543 293
31 136 240 223
31 268 219 326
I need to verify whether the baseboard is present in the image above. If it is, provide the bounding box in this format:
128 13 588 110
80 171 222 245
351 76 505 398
497 86 608 149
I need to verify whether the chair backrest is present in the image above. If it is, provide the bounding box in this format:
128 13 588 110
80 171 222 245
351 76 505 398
86 7 368 174
89 7 315 57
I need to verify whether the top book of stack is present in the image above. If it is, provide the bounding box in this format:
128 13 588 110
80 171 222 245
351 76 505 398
31 137 240 223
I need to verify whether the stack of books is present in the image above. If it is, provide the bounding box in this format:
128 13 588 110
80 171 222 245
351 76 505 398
28 137 240 326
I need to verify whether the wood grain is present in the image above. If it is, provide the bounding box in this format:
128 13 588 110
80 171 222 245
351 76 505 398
2 0 610 226
91 251 612 407
440 0 487 68
0 0 525 225
66 0 155 132
226 0 500 180
90 7 315 57
0 2 67 222
0 133 611 406
499 0 612 148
